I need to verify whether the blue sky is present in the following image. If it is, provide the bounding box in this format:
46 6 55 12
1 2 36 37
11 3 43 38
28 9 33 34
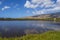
0 0 60 18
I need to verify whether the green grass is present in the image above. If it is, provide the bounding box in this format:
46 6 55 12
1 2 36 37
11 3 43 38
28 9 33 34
0 31 60 40
19 31 60 40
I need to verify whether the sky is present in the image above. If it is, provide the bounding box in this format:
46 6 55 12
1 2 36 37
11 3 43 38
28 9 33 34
0 0 60 18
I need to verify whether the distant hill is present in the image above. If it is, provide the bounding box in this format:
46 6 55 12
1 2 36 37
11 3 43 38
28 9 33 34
28 12 60 19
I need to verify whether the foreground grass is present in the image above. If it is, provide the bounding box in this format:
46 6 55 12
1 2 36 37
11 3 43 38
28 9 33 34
0 31 60 40
20 31 60 40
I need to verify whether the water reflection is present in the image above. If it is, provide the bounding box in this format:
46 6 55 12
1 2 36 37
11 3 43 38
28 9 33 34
0 21 60 37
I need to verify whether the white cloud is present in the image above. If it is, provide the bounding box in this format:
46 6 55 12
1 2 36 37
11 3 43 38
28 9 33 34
57 0 60 2
33 6 60 15
24 0 60 14
24 1 31 8
31 0 42 4
24 0 54 8
24 0 39 8
2 6 10 11
56 0 60 6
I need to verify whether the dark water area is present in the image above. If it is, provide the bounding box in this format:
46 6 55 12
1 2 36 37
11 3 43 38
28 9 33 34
0 21 60 37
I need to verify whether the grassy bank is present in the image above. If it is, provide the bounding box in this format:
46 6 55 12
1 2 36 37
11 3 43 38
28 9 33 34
20 31 60 40
0 31 60 40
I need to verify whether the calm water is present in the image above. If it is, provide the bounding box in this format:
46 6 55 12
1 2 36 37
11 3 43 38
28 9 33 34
0 21 60 37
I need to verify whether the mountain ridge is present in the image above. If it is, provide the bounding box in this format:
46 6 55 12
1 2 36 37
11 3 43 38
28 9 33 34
29 12 60 18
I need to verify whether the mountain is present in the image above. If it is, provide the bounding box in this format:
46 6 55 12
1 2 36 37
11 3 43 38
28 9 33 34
28 12 60 19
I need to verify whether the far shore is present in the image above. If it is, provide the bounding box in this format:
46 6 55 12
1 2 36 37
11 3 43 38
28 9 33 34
0 18 60 22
